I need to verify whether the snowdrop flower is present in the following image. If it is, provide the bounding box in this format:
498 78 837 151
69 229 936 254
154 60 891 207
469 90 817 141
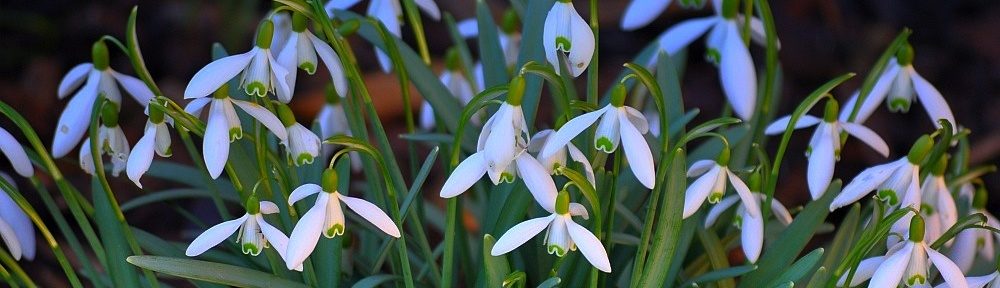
682 148 762 223
285 169 400 270
275 13 349 103
0 174 35 261
185 84 288 179
326 0 441 72
765 100 890 199
839 44 956 130
457 9 522 68
651 0 767 120
492 191 611 273
917 157 958 245
439 76 559 210
421 50 475 130
184 20 291 100
950 185 1000 273
540 84 655 189
829 135 934 211
704 174 792 263
185 198 298 269
274 103 320 166
314 89 362 170
126 105 172 188
80 102 130 177
54 40 153 158
0 127 33 178
270 12 293 56
836 215 967 288
527 129 595 186
543 0 595 77
937 271 1000 288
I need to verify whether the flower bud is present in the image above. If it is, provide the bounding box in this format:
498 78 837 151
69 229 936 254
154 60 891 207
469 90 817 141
275 102 297 127
101 101 120 127
555 190 570 215
246 194 261 214
908 213 925 242
507 75 526 106
322 169 339 193
256 20 275 49
501 9 520 34
610 83 627 107
907 135 933 164
92 40 110 70
292 13 308 33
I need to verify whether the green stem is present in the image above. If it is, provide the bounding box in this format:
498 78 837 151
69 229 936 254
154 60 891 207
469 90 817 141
30 177 100 287
0 250 34 288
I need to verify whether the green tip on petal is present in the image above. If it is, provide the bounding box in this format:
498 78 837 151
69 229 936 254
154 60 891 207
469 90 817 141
229 127 243 142
909 213 925 242
242 243 261 256
296 153 314 166
246 195 260 214
610 83 627 107
501 9 520 34
705 49 721 65
324 224 345 238
507 75 526 106
907 135 934 164
500 172 515 184
896 42 915 66
888 98 911 113
276 103 297 127
547 245 567 257
906 275 926 286
709 192 723 204
300 62 317 75
256 20 274 48
595 137 615 153
823 99 839 123
920 203 935 215
322 169 339 193
101 101 120 127
92 40 110 70
292 12 308 32
245 82 267 98
732 214 743 228
555 191 570 215
325 84 342 103
877 189 899 206
555 36 572 52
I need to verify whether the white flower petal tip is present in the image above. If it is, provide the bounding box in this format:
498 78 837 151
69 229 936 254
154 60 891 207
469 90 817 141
620 0 671 31
440 152 487 198
719 22 757 120
491 215 553 256
184 51 255 99
0 128 33 177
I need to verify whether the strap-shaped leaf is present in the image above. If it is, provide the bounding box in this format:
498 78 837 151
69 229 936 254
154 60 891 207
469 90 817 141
127 256 309 288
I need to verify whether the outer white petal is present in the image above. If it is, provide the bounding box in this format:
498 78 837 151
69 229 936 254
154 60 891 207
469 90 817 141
566 219 611 272
325 0 362 11
79 139 94 175
126 125 157 188
741 209 764 263
276 33 299 103
704 195 740 227
184 50 255 99
949 229 977 272
619 112 655 189
829 159 903 211
285 194 328 269
840 122 890 157
456 18 479 38
231 100 288 142
541 106 607 158
257 217 300 270
184 98 211 117
728 170 761 218
338 194 401 238
440 152 487 198
0 190 33 260
839 63 900 123
910 69 957 130
684 166 721 218
419 101 436 130
836 256 886 287
110 71 154 106
927 246 969 288
288 184 323 205
413 0 441 20
621 0 671 30
657 17 718 55
484 106 516 179
258 201 279 214
308 33 349 98
942 273 999 288
0 128 32 177
807 125 836 200
185 215 248 256
516 153 559 213
623 106 650 134
0 218 21 260
203 102 231 179
688 160 717 177
58 63 94 98
52 70 101 158
770 197 794 226
764 115 821 135
568 203 590 220
565 8 595 77
566 144 596 186
491 215 554 255
869 242 914 288
719 21 757 120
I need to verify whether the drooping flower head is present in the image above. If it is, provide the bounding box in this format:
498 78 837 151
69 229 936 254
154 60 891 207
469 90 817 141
127 104 173 188
0 174 35 261
543 0 596 77
950 184 1000 273
80 101 130 177
682 146 762 226
456 8 522 68
275 102 321 166
704 172 793 263
184 19 291 100
185 197 298 270
275 12 349 103
830 135 934 212
421 49 476 130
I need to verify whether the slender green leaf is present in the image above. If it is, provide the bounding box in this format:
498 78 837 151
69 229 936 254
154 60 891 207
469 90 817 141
680 265 757 287
636 148 686 287
477 0 509 87
127 256 308 288
121 189 239 212
809 204 860 285
765 248 825 287
536 277 561 288
482 235 510 288
931 213 987 249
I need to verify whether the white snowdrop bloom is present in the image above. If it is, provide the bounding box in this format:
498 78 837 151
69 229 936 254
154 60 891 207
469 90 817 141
456 9 522 68
651 0 769 120
682 151 762 222
829 135 934 212
80 103 130 177
543 0 595 77
765 100 890 199
420 51 475 130
326 0 441 72
836 215 967 288
539 84 654 189
54 41 154 158
274 103 321 166
285 170 400 270
184 20 291 100
839 44 956 130
275 13 349 103
916 158 958 245
185 199 299 270
492 192 610 273
0 127 33 178
314 92 362 171
185 85 288 179
0 174 35 261
126 106 172 188
935 272 1000 288
270 12 293 56
704 179 793 263
527 129 595 186
950 185 1000 273
439 76 560 210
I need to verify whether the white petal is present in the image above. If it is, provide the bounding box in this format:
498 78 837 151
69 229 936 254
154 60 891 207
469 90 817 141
456 18 479 38
948 229 977 273
203 102 231 179
325 0 362 11
491 215 554 255
728 170 761 218
829 159 902 211
527 130 553 153
257 217 299 270
541 106 606 158
276 33 299 103
440 152 487 198
840 122 889 157
126 125 157 188
565 8 595 77
79 139 94 175
869 242 914 288
484 106 517 180
741 16 774 48
338 194 401 238
927 246 969 288
910 69 957 130
657 17 718 55
308 33 349 99
684 166 721 218
516 153 559 213
688 160 717 177
259 201 279 214
185 215 248 256
184 50 255 99
719 22 757 120
622 106 650 135
566 219 611 272
289 184 323 205
110 71 154 106
184 98 211 116
807 126 836 200
764 115 821 135
58 63 93 98
0 191 33 260
741 210 764 263
839 63 900 123
951 273 998 288
285 194 327 269
836 256 886 287
419 101 435 130
568 203 590 220
704 195 740 227
619 112 655 189
566 144 596 186
0 218 21 260
230 100 288 142
621 0 671 30
770 197 794 226
52 70 101 158
413 0 441 20
0 128 31 177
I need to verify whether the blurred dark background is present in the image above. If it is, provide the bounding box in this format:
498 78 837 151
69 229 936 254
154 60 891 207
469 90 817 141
1 0 999 285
